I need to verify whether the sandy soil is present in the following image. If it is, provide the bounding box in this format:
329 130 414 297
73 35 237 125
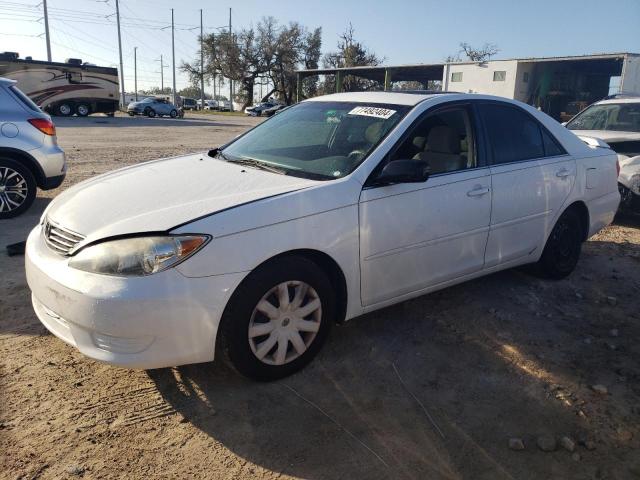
1 113 639 480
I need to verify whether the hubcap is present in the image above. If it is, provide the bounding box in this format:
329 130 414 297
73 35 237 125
248 281 322 366
78 105 88 115
0 167 28 212
60 104 71 115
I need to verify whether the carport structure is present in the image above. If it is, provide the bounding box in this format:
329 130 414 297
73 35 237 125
295 63 445 102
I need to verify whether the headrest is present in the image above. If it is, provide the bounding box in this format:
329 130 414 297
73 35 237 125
426 126 460 154
412 136 427 151
364 122 384 144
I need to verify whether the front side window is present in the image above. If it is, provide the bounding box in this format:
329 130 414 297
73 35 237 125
566 103 640 133
479 103 545 164
451 72 463 82
389 106 476 175
221 101 410 180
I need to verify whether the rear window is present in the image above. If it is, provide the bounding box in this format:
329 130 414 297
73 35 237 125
9 85 41 113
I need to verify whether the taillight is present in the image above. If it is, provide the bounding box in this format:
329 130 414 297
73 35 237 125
28 118 56 136
616 159 620 177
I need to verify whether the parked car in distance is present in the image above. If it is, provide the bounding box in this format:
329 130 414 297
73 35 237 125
245 101 283 116
26 92 619 380
565 95 640 212
182 98 198 111
202 100 231 111
0 78 66 218
127 97 180 118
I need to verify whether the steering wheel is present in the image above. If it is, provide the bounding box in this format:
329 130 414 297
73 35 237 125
348 150 366 161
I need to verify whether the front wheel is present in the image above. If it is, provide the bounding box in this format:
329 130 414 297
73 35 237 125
0 158 37 219
169 109 178 118
146 108 156 118
218 256 335 381
536 209 582 279
56 103 73 116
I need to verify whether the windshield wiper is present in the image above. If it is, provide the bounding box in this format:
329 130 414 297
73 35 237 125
226 157 287 175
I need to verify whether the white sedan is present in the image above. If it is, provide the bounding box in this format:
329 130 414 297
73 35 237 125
26 92 620 380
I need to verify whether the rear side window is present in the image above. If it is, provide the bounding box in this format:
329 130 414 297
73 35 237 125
479 103 558 164
541 128 565 156
9 85 41 113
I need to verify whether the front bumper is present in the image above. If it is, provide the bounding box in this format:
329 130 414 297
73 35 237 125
25 224 246 369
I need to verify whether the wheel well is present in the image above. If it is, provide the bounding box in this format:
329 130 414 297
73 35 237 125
255 249 348 324
0 148 46 187
564 201 590 241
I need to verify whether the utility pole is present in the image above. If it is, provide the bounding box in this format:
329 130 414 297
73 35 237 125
115 0 125 108
171 9 177 105
212 32 216 101
42 0 52 61
156 55 167 92
200 9 205 110
134 47 138 101
228 8 233 111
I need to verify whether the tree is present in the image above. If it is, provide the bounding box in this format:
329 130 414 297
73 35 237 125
446 42 499 63
182 17 321 108
321 23 383 93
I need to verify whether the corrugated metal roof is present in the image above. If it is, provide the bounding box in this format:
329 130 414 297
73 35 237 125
296 52 639 74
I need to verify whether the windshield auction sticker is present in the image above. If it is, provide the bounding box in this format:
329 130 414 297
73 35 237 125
348 106 396 119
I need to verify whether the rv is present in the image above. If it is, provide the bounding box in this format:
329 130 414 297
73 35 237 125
0 52 119 116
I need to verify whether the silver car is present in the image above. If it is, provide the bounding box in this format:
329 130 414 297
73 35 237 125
127 97 180 118
0 78 66 218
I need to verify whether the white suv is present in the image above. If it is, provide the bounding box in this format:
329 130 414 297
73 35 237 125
26 92 619 380
565 95 640 212
0 78 66 218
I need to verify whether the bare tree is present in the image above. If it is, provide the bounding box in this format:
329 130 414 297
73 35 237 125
183 17 321 108
446 42 499 63
321 23 383 93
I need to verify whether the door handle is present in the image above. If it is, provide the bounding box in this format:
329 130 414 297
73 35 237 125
556 168 571 178
467 186 491 197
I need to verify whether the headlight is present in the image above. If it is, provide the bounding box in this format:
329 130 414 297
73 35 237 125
68 235 210 276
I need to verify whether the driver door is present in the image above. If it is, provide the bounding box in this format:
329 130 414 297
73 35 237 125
359 104 491 306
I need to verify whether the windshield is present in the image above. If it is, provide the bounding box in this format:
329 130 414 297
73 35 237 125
567 102 640 132
221 101 410 180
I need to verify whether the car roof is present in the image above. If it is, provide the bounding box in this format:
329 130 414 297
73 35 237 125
594 97 640 105
305 91 450 106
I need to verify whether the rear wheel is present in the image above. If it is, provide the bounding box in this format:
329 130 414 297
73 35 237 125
146 108 156 118
76 103 90 117
536 209 582 279
218 256 335 381
56 103 73 116
0 158 37 219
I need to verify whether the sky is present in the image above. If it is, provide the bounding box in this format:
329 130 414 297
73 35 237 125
1 0 639 98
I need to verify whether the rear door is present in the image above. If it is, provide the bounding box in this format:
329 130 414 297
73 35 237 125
478 102 576 268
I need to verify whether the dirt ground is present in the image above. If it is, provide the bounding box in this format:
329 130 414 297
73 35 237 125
1 113 639 480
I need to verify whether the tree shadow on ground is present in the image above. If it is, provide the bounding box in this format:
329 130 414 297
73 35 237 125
148 239 640 479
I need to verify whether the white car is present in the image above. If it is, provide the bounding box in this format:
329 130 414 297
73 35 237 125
26 92 620 380
565 95 640 212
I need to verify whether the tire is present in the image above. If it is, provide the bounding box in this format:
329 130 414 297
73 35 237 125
147 109 156 118
128 111 135 116
76 103 90 117
56 103 73 116
218 255 335 381
0 158 37 219
536 209 582 279
169 109 178 118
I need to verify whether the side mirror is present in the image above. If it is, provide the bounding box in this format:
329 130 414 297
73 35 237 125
376 159 430 185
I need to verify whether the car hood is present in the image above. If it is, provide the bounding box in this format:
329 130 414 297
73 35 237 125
44 153 318 242
569 130 640 143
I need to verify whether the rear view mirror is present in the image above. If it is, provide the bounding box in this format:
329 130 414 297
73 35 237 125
376 159 430 185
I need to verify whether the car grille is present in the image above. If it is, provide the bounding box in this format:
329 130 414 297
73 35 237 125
43 219 85 256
